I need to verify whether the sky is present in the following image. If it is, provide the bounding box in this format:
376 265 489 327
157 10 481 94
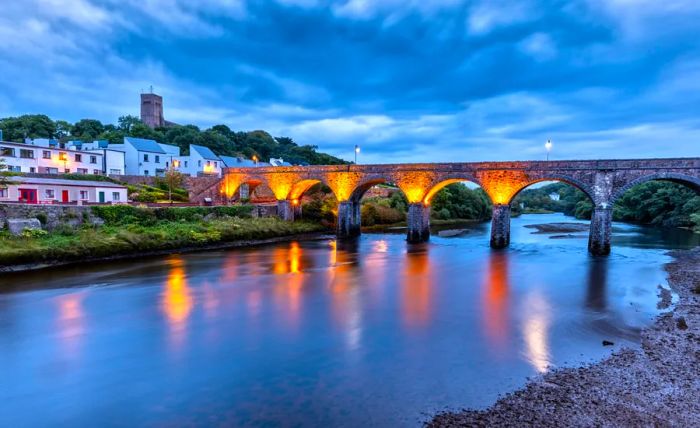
1 0 699 164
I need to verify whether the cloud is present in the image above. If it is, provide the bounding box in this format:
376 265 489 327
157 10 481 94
0 0 698 163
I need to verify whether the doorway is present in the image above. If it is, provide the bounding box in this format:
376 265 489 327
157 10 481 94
18 189 38 204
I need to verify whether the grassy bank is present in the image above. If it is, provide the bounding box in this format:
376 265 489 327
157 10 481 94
0 207 328 268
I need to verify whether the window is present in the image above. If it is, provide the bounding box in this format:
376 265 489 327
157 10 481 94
165 161 169 168
77 168 88 174
8 165 21 172
58 152 67 161
112 192 120 201
65 168 70 173
90 155 97 164
29 167 36 173
74 153 82 162
1 147 15 157
46 167 59 174
198 160 202 167
93 169 100 175
206 161 211 166
184 161 188 167
109 169 121 175
44 189 55 199
79 190 88 200
144 170 150 176
214 162 217 167
20 149 34 159
0 188 7 198
155 155 160 163
42 150 51 159
143 154 149 162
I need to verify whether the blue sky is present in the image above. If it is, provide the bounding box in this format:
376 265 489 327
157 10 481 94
1 0 699 163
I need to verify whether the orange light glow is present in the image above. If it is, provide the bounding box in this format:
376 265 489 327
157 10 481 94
326 171 363 201
477 170 531 204
289 179 321 200
162 258 193 327
401 248 432 327
396 171 438 203
482 252 510 352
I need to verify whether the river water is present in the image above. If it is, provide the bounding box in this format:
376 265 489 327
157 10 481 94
1 214 698 426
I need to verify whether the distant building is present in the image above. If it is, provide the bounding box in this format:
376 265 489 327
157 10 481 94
219 156 262 168
140 90 179 129
172 144 222 177
549 192 561 201
107 137 180 176
0 176 127 204
1 140 105 175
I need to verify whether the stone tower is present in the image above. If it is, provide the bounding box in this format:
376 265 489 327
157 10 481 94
140 92 165 128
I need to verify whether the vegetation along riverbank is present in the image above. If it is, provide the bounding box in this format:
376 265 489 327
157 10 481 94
0 205 329 273
429 247 700 427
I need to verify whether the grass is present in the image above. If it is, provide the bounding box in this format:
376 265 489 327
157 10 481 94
0 217 328 267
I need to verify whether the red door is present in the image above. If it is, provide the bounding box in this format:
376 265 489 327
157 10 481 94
62 190 69 203
19 189 38 204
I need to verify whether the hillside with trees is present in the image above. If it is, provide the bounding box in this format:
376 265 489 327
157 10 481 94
0 114 347 166
513 181 700 232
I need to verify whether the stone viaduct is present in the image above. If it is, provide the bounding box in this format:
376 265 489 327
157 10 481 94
204 158 700 255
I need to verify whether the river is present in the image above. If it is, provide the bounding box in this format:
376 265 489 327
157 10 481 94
1 213 698 426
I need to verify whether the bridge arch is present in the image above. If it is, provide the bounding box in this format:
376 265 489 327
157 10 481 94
506 175 596 206
611 172 700 205
348 175 396 202
423 174 486 205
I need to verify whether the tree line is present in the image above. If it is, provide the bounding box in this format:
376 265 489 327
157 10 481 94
513 181 700 232
0 114 347 166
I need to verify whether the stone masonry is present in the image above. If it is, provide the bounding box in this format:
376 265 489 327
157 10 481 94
204 158 700 255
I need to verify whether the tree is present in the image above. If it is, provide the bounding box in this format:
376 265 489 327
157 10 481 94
117 115 142 133
0 114 56 141
163 168 186 205
72 119 105 140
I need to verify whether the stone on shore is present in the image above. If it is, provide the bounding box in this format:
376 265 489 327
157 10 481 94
7 218 42 236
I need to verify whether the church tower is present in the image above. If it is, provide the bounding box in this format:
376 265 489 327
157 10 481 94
140 90 165 128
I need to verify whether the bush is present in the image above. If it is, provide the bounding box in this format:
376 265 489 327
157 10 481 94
21 228 48 238
91 205 254 226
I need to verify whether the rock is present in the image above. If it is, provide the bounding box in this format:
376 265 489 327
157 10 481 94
677 317 688 330
437 229 467 237
91 217 105 227
602 340 614 346
7 218 42 236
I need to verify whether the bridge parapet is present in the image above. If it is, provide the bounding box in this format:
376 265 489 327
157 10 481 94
214 157 700 254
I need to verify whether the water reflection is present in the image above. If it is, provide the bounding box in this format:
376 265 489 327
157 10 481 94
522 290 552 373
585 257 609 312
56 292 85 358
161 257 193 346
482 251 510 352
401 244 433 328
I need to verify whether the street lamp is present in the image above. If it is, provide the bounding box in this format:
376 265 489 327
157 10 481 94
545 139 553 161
354 145 360 164
252 155 258 165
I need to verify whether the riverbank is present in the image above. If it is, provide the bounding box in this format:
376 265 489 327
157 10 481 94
429 247 700 427
0 217 330 274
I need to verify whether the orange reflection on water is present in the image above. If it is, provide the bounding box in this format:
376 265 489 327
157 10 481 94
162 257 193 331
482 252 510 352
401 246 432 328
272 242 305 329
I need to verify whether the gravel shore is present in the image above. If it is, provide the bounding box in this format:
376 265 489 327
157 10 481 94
429 248 700 427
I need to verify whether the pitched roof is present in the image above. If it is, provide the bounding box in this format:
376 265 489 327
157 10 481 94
219 155 260 168
124 137 166 153
9 176 126 188
191 144 220 161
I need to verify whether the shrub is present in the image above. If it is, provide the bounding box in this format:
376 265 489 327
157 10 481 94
21 228 48 238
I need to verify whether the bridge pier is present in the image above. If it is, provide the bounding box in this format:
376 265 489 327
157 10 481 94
588 207 612 256
337 200 361 239
407 203 430 243
277 200 294 221
490 204 511 249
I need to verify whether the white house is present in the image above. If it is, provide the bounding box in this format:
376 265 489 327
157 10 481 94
80 140 126 175
107 137 180 177
1 140 105 175
172 144 222 177
0 176 128 204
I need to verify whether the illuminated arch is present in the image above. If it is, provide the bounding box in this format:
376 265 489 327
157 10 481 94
423 174 485 205
611 172 700 205
348 176 392 202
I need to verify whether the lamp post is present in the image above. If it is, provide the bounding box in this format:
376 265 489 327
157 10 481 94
354 145 360 164
252 155 258 165
545 139 553 161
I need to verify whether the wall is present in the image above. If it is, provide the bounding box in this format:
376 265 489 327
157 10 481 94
0 203 100 231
